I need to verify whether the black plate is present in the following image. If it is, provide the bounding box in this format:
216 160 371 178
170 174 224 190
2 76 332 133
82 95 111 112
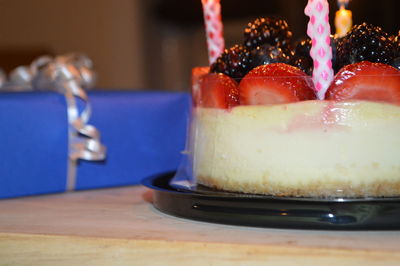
142 172 400 230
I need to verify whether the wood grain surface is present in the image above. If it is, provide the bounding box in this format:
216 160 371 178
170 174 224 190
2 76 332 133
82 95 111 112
1 185 400 265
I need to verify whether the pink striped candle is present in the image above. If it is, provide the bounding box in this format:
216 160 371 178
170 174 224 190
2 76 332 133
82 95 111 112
305 0 334 99
201 0 225 65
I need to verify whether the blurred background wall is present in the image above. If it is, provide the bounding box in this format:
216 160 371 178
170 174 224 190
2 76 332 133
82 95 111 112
0 0 398 91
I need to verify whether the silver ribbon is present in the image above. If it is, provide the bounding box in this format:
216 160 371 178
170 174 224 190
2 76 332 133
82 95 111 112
0 54 106 191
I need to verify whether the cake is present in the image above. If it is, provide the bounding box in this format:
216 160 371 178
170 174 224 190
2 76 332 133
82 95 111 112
191 18 400 198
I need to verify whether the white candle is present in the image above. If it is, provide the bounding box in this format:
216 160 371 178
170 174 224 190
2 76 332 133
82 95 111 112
335 0 352 37
201 0 225 65
305 0 335 100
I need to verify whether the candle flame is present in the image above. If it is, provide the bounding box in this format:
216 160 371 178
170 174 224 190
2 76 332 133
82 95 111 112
337 0 349 8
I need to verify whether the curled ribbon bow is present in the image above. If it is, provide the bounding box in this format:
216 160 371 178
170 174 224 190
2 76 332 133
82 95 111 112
1 54 106 191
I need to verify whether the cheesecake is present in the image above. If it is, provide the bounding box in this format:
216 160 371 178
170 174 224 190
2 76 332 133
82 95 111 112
193 100 400 197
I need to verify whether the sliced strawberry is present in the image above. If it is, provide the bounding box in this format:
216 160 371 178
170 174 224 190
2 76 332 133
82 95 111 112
239 63 316 105
198 73 239 109
192 67 210 106
192 67 210 92
326 61 400 104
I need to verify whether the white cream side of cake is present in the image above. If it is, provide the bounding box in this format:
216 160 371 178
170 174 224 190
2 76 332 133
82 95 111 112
192 100 400 196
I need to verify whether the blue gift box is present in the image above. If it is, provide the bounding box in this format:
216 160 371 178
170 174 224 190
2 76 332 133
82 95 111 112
0 91 190 198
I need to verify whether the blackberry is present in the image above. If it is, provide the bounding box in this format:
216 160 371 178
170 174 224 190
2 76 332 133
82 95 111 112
244 17 293 52
331 36 341 72
210 44 252 80
289 36 340 75
293 37 312 58
391 57 400 70
250 44 290 69
290 56 313 75
393 31 400 56
390 31 400 70
335 23 395 71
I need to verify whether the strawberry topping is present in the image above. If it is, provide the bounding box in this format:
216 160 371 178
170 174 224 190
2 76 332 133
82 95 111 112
192 67 210 106
238 63 316 105
326 61 400 104
198 73 239 109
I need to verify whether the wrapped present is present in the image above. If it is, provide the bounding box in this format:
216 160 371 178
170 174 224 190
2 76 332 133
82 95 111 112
78 91 190 190
0 91 190 198
0 55 190 198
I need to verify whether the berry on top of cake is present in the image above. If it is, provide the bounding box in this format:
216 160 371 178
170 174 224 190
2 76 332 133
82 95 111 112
326 61 400 104
390 31 400 70
335 23 395 71
239 63 316 105
250 44 290 70
210 44 252 80
244 17 293 52
289 37 313 75
211 17 294 81
201 17 399 108
197 73 239 109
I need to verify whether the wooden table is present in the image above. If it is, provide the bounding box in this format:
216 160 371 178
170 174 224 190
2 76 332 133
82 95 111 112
1 186 400 265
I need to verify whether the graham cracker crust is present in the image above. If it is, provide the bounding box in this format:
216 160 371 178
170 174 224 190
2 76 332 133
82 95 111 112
197 175 400 198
